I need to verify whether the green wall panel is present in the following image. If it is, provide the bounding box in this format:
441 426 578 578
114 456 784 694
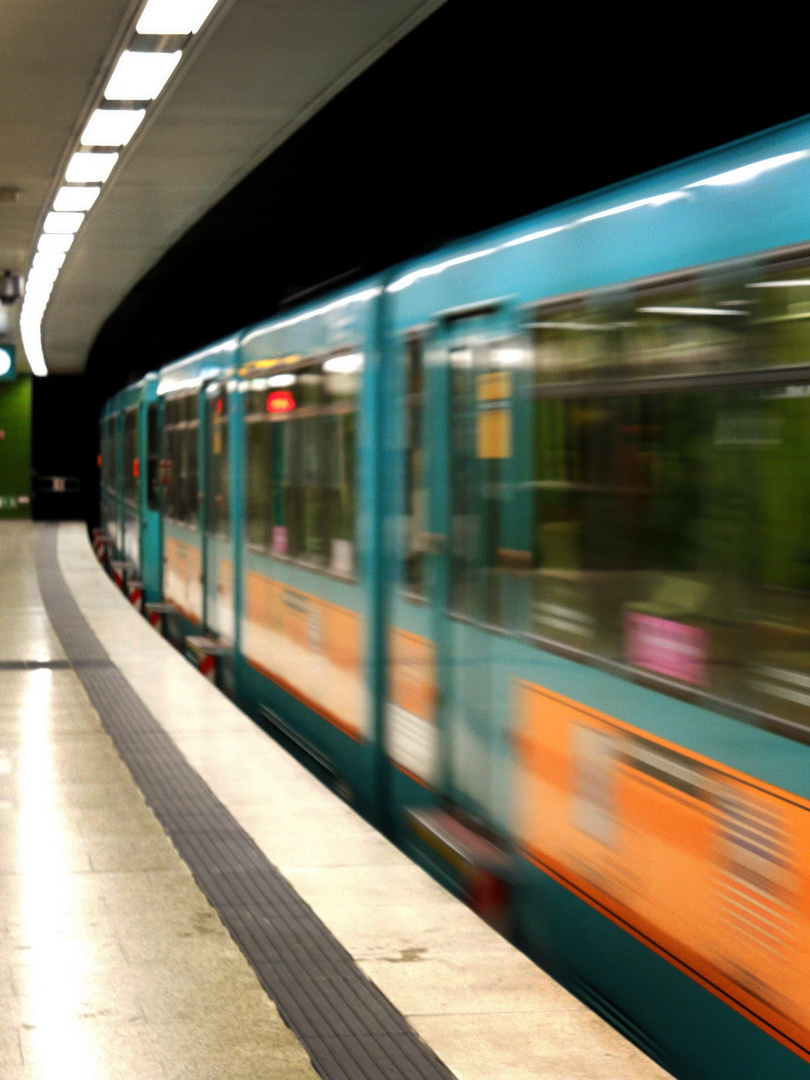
0 378 31 517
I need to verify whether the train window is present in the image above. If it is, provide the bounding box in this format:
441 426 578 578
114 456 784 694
448 342 497 623
748 262 810 366
530 391 709 660
517 255 810 730
163 391 199 528
403 335 426 597
146 402 159 512
123 407 138 505
443 335 529 628
244 350 360 578
206 390 229 538
531 273 760 384
624 275 752 376
246 420 272 549
102 417 115 491
531 299 625 380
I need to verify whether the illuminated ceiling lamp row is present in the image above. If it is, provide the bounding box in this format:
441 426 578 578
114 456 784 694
21 0 221 376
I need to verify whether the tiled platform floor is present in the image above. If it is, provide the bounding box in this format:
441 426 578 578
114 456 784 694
0 520 672 1080
0 522 317 1080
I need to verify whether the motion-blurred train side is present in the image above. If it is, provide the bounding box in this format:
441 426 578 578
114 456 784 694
100 116 810 1080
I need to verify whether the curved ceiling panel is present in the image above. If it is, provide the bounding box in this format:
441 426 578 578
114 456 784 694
0 0 444 373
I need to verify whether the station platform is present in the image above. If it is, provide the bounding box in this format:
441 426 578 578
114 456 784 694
0 520 672 1080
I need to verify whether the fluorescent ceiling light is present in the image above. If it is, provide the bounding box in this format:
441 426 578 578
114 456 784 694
323 353 364 374
53 185 100 212
136 0 220 35
65 151 118 183
105 50 182 100
37 232 75 254
19 306 48 376
27 264 59 284
43 211 85 234
80 109 145 147
30 279 57 300
267 373 297 387
638 306 745 317
32 251 65 272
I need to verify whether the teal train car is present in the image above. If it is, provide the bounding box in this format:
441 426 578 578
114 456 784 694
99 115 810 1080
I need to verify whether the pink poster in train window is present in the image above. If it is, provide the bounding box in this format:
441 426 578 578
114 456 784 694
624 611 709 686
271 526 288 555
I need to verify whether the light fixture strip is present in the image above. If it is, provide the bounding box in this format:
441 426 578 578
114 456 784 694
24 0 226 375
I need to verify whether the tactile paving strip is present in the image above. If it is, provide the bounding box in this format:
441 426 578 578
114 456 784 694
36 526 455 1080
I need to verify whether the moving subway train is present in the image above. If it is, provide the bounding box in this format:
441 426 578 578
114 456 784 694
100 116 810 1080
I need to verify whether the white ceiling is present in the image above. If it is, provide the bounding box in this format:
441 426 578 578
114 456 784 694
0 0 445 374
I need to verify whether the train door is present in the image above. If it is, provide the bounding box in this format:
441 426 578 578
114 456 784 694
162 390 204 626
139 382 163 603
100 413 117 549
202 381 234 642
425 305 529 829
121 405 140 571
114 408 125 557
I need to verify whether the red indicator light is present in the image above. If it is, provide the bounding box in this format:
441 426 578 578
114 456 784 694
215 398 223 414
266 390 295 413
133 458 139 479
97 454 102 468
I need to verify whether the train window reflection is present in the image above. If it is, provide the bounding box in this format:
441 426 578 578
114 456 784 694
403 335 426 597
163 391 199 528
102 417 115 491
206 391 229 538
444 335 526 627
245 351 359 579
146 403 159 513
517 257 810 729
123 407 138 506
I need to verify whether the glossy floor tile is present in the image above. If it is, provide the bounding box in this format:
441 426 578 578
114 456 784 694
58 523 671 1080
0 522 317 1080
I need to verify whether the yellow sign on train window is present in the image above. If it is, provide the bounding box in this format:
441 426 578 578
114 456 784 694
238 355 300 378
477 371 511 402
476 372 512 458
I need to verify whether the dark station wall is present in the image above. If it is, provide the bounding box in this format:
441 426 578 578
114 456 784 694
32 376 98 522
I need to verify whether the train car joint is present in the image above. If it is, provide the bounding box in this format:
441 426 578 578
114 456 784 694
144 600 175 631
126 578 144 609
91 528 109 563
109 558 135 591
185 634 230 683
405 807 513 933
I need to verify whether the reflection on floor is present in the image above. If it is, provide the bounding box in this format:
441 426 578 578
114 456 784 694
0 522 316 1080
0 520 672 1080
